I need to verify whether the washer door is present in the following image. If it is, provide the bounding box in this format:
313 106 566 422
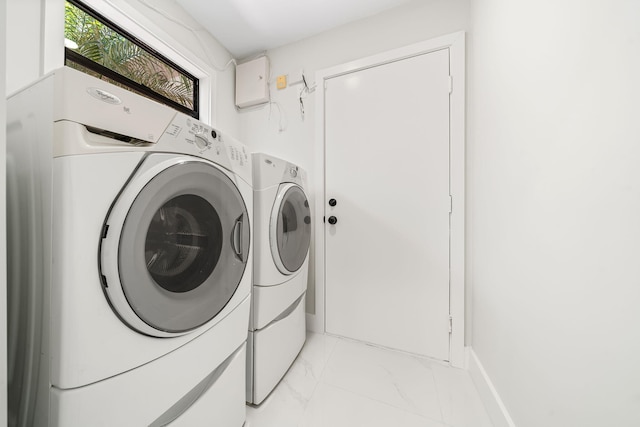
270 183 311 275
100 155 250 337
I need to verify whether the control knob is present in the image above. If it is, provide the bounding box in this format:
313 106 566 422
194 133 210 150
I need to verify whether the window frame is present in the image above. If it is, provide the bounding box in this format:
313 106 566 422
65 0 200 118
43 0 215 124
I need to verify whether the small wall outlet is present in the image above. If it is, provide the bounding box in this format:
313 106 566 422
276 75 287 89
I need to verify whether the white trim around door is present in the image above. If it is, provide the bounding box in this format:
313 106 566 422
311 31 466 368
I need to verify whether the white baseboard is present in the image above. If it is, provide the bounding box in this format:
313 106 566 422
467 348 517 427
305 313 323 333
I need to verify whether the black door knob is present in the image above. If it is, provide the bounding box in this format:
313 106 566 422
328 216 338 225
328 198 337 207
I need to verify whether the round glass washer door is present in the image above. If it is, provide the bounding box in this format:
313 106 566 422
100 156 250 337
270 183 311 275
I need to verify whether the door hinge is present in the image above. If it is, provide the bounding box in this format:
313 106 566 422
448 76 453 94
449 316 453 334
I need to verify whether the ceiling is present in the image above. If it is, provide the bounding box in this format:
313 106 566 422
176 0 415 58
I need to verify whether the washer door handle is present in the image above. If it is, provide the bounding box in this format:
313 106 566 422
231 214 244 261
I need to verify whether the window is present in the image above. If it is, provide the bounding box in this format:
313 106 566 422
64 0 199 118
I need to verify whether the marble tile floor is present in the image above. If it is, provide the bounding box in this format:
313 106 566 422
245 332 494 427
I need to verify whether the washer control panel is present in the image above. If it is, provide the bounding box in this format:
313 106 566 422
156 113 251 183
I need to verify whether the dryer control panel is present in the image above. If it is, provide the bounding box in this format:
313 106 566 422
252 152 307 191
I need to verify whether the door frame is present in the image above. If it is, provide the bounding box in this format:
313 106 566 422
311 31 465 367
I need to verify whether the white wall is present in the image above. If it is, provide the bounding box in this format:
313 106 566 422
238 0 469 157
469 1 640 426
1 0 8 423
237 0 470 316
6 0 43 93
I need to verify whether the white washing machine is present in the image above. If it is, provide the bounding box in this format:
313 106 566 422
247 153 311 405
6 67 252 426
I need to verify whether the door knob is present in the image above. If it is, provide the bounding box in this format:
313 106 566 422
328 198 337 207
328 216 338 225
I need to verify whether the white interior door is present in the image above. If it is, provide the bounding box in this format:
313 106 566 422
324 48 451 361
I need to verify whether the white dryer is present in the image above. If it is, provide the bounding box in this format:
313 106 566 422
6 67 252 426
247 153 311 405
